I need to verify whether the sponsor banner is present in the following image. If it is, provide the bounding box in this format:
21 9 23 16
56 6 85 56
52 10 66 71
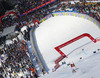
94 22 97 25
58 13 63 16
92 21 94 23
81 15 85 19
40 14 52 23
40 18 46 23
77 14 81 17
92 20 94 23
89 18 92 22
63 13 68 16
69 13 73 16
53 13 58 16
46 14 52 19
85 16 89 20
40 12 99 28
73 13 77 17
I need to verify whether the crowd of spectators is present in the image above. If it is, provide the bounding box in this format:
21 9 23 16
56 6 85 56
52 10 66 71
71 2 100 22
14 0 50 14
0 37 38 78
0 0 99 31
0 0 100 78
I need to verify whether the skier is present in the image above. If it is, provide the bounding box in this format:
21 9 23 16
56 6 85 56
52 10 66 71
71 63 76 73
70 62 78 73
42 69 45 75
34 72 39 78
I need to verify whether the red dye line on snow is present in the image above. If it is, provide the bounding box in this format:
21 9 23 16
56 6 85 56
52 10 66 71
54 33 97 70
96 39 100 42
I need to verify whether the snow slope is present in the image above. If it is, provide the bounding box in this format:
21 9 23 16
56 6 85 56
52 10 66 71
40 51 100 78
34 15 100 72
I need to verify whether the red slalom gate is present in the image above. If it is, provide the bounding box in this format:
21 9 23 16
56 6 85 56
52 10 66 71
33 20 40 26
54 33 97 70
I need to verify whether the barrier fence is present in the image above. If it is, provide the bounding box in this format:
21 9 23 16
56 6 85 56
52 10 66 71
30 27 49 74
39 12 100 28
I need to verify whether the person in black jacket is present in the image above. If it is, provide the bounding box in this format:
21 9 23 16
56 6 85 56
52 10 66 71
34 73 39 78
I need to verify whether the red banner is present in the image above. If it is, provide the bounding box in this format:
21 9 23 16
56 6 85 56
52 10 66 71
22 0 55 16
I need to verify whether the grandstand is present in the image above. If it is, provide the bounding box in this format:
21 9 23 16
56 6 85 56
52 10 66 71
0 0 100 78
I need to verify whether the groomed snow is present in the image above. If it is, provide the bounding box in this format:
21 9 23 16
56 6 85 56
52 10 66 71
34 16 100 71
40 51 100 78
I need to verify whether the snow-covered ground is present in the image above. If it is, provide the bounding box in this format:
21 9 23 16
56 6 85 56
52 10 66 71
40 51 100 78
0 13 100 78
33 15 100 78
34 16 100 68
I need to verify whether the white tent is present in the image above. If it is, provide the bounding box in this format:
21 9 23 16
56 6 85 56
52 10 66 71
1 25 16 37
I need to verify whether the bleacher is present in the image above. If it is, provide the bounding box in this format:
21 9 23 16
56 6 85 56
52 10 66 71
0 0 100 77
